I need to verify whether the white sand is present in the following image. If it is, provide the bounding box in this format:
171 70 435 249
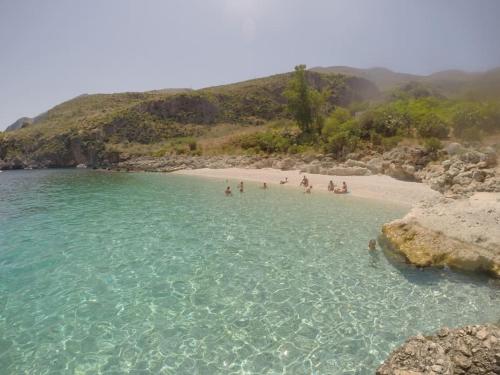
174 168 440 207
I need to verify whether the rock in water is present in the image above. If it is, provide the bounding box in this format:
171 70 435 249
377 324 500 375
381 193 500 277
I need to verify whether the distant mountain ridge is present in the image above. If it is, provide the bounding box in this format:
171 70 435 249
5 66 500 132
310 65 500 98
5 117 33 132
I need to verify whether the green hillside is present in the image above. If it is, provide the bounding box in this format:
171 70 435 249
0 71 378 167
2 65 499 170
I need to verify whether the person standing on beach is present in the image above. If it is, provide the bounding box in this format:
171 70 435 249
300 175 309 187
328 180 335 192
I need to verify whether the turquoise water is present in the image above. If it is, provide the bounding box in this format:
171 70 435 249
0 170 498 374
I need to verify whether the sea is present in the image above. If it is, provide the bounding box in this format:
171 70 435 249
0 169 498 374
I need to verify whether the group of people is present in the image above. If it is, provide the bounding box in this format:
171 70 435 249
327 180 348 194
223 177 376 253
225 175 349 196
224 181 246 195
300 175 348 194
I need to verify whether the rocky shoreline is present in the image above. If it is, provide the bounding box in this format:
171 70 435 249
112 143 499 195
382 193 500 277
2 142 499 276
377 324 500 375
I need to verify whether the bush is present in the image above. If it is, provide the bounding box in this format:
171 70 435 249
358 106 410 139
416 114 449 139
381 135 402 150
452 105 484 139
423 137 443 153
460 127 482 142
187 139 197 151
323 119 360 157
236 130 292 153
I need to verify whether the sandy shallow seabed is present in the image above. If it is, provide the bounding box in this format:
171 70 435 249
174 167 440 207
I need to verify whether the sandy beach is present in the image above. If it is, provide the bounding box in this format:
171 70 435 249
174 167 440 206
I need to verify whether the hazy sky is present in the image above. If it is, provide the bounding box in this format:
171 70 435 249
1 0 500 129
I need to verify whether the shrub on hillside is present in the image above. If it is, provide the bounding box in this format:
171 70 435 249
358 106 410 139
236 130 292 153
322 119 360 157
381 135 402 150
423 137 443 153
321 107 352 138
416 113 449 139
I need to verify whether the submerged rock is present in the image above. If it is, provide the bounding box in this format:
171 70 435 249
377 324 500 375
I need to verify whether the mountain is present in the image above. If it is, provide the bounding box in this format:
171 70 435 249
310 66 421 91
0 70 379 168
310 66 500 98
5 117 34 132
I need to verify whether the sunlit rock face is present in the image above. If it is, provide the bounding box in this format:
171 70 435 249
382 193 500 277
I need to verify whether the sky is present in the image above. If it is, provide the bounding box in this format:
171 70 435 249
1 0 500 129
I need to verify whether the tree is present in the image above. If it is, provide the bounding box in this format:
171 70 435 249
284 65 327 134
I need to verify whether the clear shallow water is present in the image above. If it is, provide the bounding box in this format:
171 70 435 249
0 170 498 375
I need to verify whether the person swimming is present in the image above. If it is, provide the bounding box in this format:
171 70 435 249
328 180 335 192
280 177 288 184
237 181 244 193
224 186 232 196
304 185 313 194
368 239 376 251
261 182 268 189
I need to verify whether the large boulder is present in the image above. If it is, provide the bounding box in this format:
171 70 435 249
377 325 500 375
445 142 465 156
385 163 418 181
276 157 296 170
344 159 367 168
366 157 385 174
326 166 371 176
459 150 483 165
480 147 498 168
252 158 274 169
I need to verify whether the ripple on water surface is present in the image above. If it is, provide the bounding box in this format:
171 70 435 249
0 169 498 374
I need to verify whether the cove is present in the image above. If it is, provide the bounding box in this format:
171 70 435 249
0 169 498 374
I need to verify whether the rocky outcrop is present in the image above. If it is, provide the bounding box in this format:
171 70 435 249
381 146 435 181
382 193 500 277
377 324 500 375
112 148 431 178
417 146 499 196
